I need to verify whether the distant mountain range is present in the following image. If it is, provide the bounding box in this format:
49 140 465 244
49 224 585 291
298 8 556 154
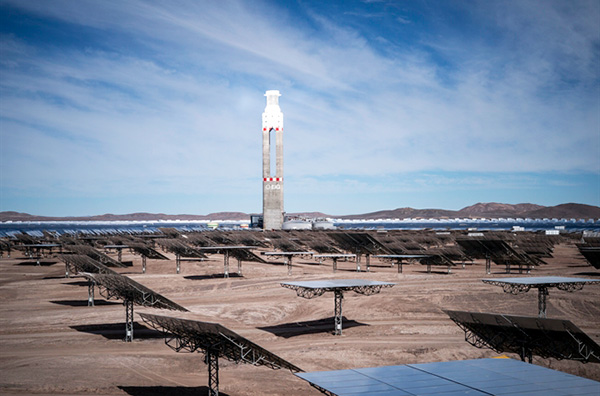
1 203 599 222
336 203 600 220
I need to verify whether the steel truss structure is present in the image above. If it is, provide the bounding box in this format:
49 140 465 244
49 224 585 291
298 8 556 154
372 254 431 274
262 251 314 275
17 243 62 265
482 276 599 318
326 232 391 272
313 254 356 273
196 246 263 277
281 279 395 335
60 254 118 278
66 244 127 268
103 245 128 262
445 310 600 364
103 243 169 273
139 313 302 396
126 242 170 273
81 273 188 342
456 237 543 274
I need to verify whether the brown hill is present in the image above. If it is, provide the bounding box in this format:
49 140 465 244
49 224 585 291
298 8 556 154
336 203 599 220
456 202 545 218
1 203 598 222
338 207 457 220
526 203 600 219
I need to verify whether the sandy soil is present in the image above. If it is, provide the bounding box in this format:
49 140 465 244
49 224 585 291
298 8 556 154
1 240 599 395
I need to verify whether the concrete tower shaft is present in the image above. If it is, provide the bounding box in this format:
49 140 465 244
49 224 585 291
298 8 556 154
262 90 284 230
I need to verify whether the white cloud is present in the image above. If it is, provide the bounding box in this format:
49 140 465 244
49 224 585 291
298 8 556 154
1 0 598 213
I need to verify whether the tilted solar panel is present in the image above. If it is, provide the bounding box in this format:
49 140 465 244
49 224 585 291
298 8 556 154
296 358 600 396
82 273 188 312
127 243 169 260
66 244 127 267
139 312 302 372
60 254 118 276
327 232 390 255
445 310 600 363
282 279 395 291
578 246 600 269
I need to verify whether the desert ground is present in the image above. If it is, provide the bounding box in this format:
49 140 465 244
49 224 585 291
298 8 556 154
1 236 599 395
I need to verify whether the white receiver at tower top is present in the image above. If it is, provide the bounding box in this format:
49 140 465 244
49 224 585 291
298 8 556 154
263 90 283 131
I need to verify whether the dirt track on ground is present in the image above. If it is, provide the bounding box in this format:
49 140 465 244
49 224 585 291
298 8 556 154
1 241 599 395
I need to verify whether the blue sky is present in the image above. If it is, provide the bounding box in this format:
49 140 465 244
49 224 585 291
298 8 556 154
1 0 599 216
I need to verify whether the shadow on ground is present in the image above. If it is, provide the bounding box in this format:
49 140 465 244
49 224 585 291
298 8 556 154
15 260 59 266
574 271 600 277
70 322 163 340
51 299 121 307
119 386 230 396
184 273 243 280
258 316 367 338
61 280 91 286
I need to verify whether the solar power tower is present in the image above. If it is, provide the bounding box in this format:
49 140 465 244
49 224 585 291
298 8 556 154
262 90 284 230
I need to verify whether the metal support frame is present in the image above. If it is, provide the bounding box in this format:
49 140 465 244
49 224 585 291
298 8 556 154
484 279 590 318
237 258 242 276
521 345 533 363
365 254 370 272
452 317 534 363
140 312 302 396
308 382 337 396
538 287 549 318
286 256 293 276
565 328 600 362
88 282 95 307
65 263 70 278
206 349 219 396
448 312 600 364
355 254 361 272
334 291 343 336
142 255 147 274
224 250 230 278
485 254 491 274
117 248 122 263
125 299 134 342
314 254 355 273
282 282 393 336
557 283 586 293
176 254 181 274
502 283 531 294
